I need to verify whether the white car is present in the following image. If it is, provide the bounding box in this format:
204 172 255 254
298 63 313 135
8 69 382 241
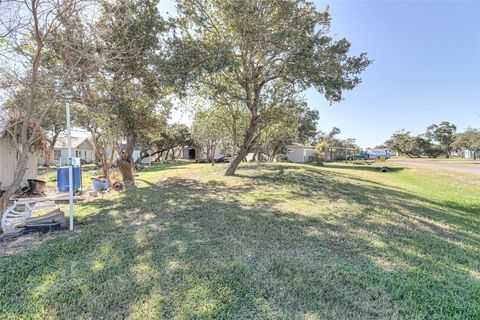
367 149 391 160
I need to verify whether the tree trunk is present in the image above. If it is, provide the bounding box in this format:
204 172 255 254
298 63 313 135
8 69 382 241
117 150 135 189
118 132 136 188
209 145 216 166
44 146 52 166
225 116 258 176
46 132 60 166
1 2 42 210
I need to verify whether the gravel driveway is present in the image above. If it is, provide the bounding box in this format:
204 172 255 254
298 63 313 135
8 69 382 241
390 158 480 175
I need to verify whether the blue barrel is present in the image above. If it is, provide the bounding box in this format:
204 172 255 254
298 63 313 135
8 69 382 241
57 167 82 192
92 177 108 190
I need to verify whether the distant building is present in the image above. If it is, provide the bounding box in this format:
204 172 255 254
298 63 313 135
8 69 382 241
38 137 94 166
0 135 38 190
461 149 480 159
285 143 316 163
181 145 223 161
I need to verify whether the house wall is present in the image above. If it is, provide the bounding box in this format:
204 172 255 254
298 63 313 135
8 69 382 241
182 147 196 160
463 150 480 159
0 138 38 190
132 150 153 164
182 147 223 160
76 141 94 163
38 140 94 166
304 149 316 162
287 148 305 163
56 147 94 165
286 147 316 163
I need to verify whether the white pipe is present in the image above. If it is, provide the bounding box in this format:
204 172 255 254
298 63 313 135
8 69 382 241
66 102 74 231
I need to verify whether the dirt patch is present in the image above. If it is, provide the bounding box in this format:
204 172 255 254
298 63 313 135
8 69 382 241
1 188 119 257
0 230 65 256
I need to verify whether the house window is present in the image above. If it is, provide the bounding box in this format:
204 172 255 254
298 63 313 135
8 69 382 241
54 149 61 159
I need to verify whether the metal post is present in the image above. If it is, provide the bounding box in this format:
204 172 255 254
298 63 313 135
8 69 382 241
66 103 74 231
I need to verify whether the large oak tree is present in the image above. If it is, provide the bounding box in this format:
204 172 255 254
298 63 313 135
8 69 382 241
168 0 371 175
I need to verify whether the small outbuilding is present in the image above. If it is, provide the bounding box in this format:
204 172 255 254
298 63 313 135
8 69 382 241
285 143 316 163
0 136 38 191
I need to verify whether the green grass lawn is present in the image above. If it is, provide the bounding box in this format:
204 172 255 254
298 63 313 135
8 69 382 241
1 161 479 319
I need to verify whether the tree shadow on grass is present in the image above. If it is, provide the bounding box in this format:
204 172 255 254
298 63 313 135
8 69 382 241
237 163 480 227
0 164 479 319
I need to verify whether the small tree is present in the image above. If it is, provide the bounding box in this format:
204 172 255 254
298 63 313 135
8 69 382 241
192 108 226 165
315 141 329 166
94 0 171 187
74 103 120 185
0 0 91 209
425 121 457 158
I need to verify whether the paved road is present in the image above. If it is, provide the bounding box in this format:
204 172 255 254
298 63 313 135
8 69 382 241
390 158 480 175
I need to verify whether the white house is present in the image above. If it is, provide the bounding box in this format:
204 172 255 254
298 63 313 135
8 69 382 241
181 146 224 161
460 149 480 159
0 136 38 191
39 137 95 165
285 143 316 163
132 149 153 164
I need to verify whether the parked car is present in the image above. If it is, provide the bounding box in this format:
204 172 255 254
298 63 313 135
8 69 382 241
346 152 369 161
367 149 392 160
346 150 391 161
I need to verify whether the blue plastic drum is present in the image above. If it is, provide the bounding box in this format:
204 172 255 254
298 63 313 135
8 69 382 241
57 167 82 192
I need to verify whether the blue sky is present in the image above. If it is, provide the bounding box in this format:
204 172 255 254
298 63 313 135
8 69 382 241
160 0 480 148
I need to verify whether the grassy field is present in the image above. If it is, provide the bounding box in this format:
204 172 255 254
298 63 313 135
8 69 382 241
1 161 479 319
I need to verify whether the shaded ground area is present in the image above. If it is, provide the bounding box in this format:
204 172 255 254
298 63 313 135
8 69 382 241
390 158 480 175
0 162 479 319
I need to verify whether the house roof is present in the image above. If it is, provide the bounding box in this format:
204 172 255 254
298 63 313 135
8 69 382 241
287 143 315 149
54 137 92 149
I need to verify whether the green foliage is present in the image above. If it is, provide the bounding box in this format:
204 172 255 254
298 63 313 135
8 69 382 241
387 123 459 158
425 121 457 157
170 0 371 174
192 107 228 162
316 127 358 149
298 108 320 144
314 141 329 165
386 131 426 158
94 0 172 160
453 128 480 159
161 123 193 150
